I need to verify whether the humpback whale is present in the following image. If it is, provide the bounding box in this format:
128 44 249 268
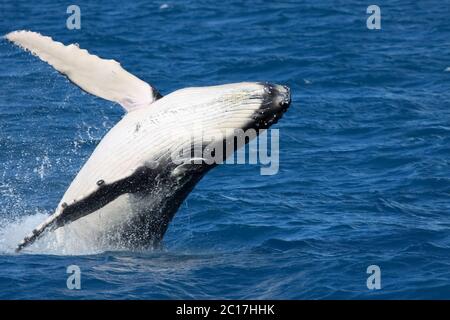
5 31 291 253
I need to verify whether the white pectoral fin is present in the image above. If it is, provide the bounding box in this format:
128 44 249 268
5 30 161 112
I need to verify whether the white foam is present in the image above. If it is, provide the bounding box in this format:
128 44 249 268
0 212 46 253
0 212 104 256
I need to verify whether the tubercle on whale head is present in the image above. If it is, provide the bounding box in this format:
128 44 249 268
248 82 292 131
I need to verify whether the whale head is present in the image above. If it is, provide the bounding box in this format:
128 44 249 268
146 82 291 168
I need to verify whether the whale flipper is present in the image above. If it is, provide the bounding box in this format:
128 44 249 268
16 166 158 252
5 30 161 112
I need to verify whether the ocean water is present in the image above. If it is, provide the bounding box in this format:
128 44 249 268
1 0 450 299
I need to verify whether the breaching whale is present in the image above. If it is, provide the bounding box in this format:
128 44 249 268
5 31 291 253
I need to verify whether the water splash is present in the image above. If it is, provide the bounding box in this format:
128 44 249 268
0 212 109 256
0 212 48 254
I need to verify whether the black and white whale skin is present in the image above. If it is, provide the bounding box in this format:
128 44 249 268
6 31 291 253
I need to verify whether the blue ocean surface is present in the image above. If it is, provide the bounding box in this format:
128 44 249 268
0 0 450 299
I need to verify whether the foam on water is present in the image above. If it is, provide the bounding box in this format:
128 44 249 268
0 212 107 255
0 212 48 254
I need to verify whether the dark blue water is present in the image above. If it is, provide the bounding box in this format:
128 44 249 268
1 0 450 299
